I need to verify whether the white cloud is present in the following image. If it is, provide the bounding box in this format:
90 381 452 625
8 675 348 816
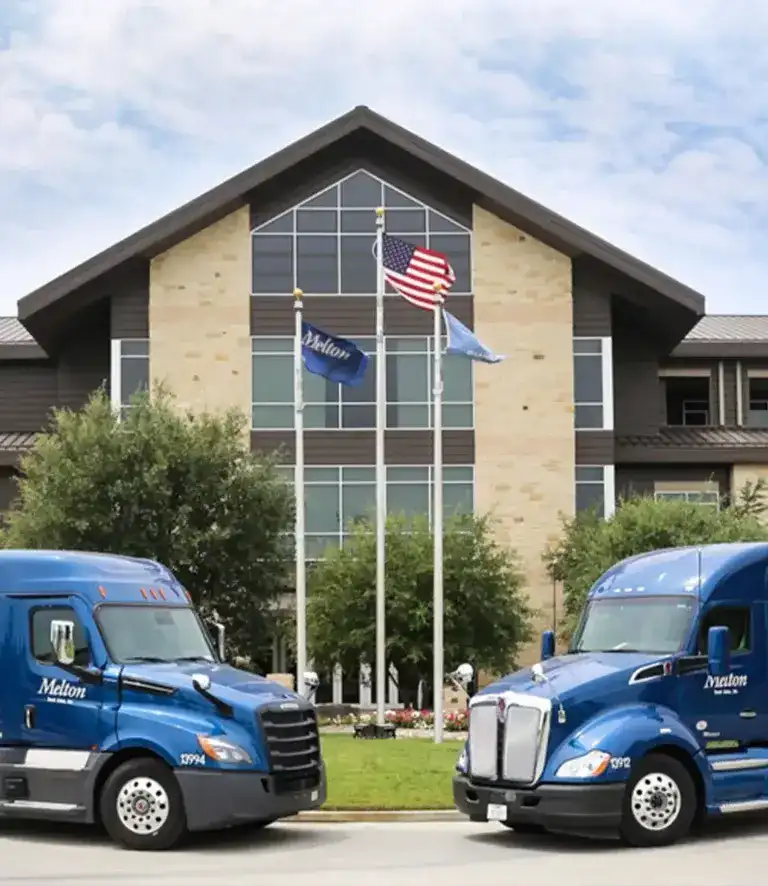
1 0 766 313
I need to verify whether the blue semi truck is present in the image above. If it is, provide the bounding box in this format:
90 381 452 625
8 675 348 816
0 550 325 850
454 542 768 847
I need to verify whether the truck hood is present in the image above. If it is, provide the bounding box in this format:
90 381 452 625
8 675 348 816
120 661 304 709
482 650 667 703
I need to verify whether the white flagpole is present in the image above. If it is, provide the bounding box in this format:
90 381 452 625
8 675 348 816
374 208 387 727
432 284 445 743
293 288 307 698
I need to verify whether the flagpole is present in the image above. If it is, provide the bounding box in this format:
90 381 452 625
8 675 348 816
433 284 445 743
374 208 387 727
293 288 307 699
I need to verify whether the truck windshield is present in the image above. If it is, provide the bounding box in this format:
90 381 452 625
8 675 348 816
97 605 216 664
571 596 696 655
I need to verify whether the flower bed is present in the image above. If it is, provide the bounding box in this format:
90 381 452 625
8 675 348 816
319 707 468 732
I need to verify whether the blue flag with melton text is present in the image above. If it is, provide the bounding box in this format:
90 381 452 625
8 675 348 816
301 322 369 387
444 310 505 363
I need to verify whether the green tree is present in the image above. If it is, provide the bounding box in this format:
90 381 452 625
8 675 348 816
544 482 768 640
4 388 294 659
307 512 533 691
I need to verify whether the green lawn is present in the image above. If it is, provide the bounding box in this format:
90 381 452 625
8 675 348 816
321 734 460 810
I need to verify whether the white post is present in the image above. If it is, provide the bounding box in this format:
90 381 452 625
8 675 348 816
294 289 307 698
374 209 387 727
388 663 399 707
332 664 343 705
432 294 445 743
360 662 372 708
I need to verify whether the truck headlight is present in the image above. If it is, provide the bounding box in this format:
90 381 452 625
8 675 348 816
555 750 611 779
198 735 252 764
456 745 468 774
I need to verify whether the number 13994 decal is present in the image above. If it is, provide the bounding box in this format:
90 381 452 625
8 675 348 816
180 753 206 766
610 756 631 770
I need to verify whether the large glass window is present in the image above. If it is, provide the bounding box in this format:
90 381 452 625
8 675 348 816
252 336 473 430
573 337 613 431
575 465 615 519
276 465 474 559
110 339 149 411
251 170 472 295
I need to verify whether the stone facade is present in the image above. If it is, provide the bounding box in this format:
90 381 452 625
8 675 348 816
472 206 575 663
148 206 252 423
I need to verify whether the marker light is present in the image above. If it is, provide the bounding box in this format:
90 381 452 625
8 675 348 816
555 750 612 779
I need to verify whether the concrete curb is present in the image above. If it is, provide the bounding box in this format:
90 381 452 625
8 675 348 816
288 809 463 823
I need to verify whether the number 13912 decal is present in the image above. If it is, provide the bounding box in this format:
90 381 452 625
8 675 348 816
610 756 631 770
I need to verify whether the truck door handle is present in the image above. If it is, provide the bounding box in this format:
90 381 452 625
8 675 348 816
24 705 35 729
740 710 757 719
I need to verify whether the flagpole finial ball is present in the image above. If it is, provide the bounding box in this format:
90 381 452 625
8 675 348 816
433 281 443 291
375 207 385 217
293 288 303 300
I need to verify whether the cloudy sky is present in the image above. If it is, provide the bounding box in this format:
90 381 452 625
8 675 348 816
1 0 766 316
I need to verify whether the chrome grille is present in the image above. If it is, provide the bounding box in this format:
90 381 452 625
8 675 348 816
468 692 550 785
258 705 321 794
468 702 498 779
501 704 541 783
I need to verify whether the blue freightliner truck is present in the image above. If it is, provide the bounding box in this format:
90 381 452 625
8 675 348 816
0 550 325 850
453 542 768 846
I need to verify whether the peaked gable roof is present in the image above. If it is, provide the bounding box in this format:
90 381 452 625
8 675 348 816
17 105 705 349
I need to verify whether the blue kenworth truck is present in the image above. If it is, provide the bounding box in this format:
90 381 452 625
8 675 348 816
454 542 768 847
0 550 325 850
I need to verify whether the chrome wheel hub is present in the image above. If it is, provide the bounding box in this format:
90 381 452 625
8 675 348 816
630 772 682 831
116 777 170 835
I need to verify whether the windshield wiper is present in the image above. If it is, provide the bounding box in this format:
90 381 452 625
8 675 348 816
172 656 215 663
123 656 172 663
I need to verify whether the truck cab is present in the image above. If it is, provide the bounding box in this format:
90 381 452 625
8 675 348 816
0 550 325 850
453 542 768 847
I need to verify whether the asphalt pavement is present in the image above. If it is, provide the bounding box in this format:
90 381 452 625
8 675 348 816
1 816 767 885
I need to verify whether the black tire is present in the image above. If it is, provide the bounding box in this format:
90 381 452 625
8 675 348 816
619 753 697 848
99 758 187 851
500 821 547 835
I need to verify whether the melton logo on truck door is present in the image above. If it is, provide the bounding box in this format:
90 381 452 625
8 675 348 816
37 677 87 702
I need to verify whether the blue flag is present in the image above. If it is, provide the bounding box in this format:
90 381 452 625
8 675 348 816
301 322 369 387
443 311 505 363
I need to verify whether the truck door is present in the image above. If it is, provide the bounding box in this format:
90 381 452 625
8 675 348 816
677 601 765 750
15 597 116 750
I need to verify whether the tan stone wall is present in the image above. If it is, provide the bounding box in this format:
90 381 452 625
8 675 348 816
472 205 574 666
731 465 768 519
148 206 251 421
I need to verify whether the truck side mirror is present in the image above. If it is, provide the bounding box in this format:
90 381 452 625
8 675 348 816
707 625 731 677
50 619 76 667
212 622 225 661
541 630 556 661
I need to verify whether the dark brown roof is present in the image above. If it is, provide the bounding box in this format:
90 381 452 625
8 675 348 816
0 318 34 344
616 426 768 464
674 316 768 358
684 316 768 342
620 427 768 448
0 318 47 360
17 105 705 349
0 432 37 466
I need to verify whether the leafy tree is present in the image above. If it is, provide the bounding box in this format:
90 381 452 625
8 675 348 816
307 512 532 694
544 481 768 640
4 388 294 659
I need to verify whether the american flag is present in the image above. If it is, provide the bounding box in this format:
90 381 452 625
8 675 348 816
381 234 455 311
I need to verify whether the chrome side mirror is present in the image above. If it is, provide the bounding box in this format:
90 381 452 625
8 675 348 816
453 663 474 687
50 620 76 666
212 622 225 661
303 671 319 702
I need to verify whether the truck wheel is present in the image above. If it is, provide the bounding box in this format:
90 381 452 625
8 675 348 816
619 754 696 848
99 758 187 851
